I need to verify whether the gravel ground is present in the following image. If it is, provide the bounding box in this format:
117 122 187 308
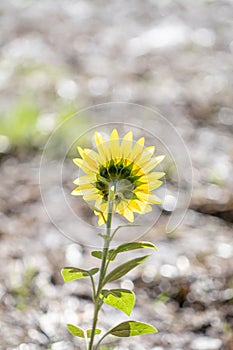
0 1 233 349
0 154 232 350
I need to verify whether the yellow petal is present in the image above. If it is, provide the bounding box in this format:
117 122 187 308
139 172 165 188
135 146 155 165
73 175 95 185
110 129 121 159
71 187 83 196
142 155 165 173
85 148 102 164
78 183 95 190
134 183 149 193
123 206 134 222
78 146 85 158
83 189 99 201
116 201 126 215
78 146 98 171
96 203 108 225
128 200 142 212
110 129 119 140
94 132 110 162
121 131 133 159
147 193 162 204
94 197 104 210
73 178 80 185
132 200 152 214
98 213 105 226
146 172 165 181
137 192 162 204
149 180 163 191
99 202 108 213
71 183 95 195
73 158 94 175
129 137 145 160
73 158 83 168
143 205 152 213
94 131 107 147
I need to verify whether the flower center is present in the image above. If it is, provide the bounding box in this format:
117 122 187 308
94 159 144 202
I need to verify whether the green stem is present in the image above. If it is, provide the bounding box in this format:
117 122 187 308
90 274 96 302
84 331 89 350
103 224 140 277
88 196 113 350
94 329 112 350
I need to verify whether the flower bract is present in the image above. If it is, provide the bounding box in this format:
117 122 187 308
72 129 165 225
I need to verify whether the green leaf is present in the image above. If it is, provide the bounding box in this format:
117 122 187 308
91 249 116 261
110 321 158 337
115 241 157 254
61 267 99 282
103 255 149 284
92 242 156 263
91 251 102 259
67 324 85 338
101 289 135 316
86 329 102 338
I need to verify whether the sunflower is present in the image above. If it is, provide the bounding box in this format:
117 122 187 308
71 129 165 225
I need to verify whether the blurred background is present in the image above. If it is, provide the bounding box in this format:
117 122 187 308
0 0 233 349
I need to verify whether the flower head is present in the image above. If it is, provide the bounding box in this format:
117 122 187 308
72 129 165 225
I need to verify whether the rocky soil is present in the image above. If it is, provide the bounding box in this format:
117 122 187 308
0 0 233 349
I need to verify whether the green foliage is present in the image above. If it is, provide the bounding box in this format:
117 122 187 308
10 268 39 311
0 97 88 152
115 241 157 253
92 249 116 261
0 99 39 146
103 255 149 284
62 222 157 348
61 267 99 282
156 292 170 303
101 289 135 316
67 324 102 338
67 324 85 338
92 241 157 262
87 329 102 338
109 321 157 337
